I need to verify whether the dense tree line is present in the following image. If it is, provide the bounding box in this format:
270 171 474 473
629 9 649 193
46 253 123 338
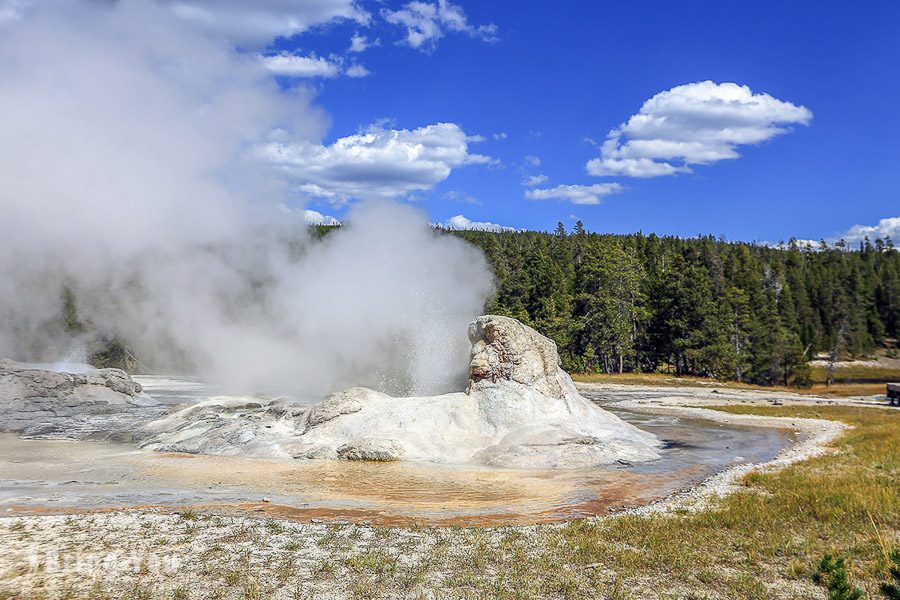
60 223 899 386
448 224 900 387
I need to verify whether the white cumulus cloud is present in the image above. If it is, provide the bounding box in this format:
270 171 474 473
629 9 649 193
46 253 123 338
835 217 900 245
767 217 900 249
345 64 370 78
275 203 342 226
525 183 624 206
261 53 370 79
164 0 369 47
522 174 548 187
303 209 341 226
258 122 493 204
261 52 341 78
8 1 370 47
442 214 515 232
383 0 497 51
587 81 812 178
586 157 686 178
349 32 376 52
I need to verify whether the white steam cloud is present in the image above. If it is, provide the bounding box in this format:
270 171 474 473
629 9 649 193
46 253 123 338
0 1 493 398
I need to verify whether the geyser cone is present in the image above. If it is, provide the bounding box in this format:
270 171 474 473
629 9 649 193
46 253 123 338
142 315 661 468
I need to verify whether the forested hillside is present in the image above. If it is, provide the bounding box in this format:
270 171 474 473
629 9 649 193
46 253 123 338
448 224 900 387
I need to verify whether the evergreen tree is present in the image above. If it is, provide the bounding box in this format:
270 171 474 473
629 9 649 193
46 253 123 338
449 225 899 387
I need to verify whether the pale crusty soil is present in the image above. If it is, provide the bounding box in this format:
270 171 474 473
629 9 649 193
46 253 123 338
3 384 890 599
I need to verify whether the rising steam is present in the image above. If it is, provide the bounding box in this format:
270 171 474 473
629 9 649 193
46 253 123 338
0 1 493 397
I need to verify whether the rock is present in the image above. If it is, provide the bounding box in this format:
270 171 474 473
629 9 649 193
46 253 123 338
140 397 305 458
467 315 565 399
305 387 383 429
293 446 337 460
142 315 662 468
0 358 142 398
0 358 159 441
336 438 404 462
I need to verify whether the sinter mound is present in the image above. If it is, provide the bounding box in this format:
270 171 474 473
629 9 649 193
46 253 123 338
143 315 661 468
0 358 157 441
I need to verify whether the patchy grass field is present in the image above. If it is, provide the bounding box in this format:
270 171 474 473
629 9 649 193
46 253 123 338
808 364 900 385
571 371 893 398
1 405 898 599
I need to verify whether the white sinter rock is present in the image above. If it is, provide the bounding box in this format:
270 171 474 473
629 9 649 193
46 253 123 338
142 315 661 468
0 358 158 441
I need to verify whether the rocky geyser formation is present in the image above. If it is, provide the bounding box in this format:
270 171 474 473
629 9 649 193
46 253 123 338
143 316 661 468
0 359 158 441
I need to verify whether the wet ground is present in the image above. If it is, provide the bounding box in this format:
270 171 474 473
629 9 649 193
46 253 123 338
0 377 796 526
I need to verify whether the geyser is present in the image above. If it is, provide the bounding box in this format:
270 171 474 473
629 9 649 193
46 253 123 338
143 315 661 468
0 316 659 468
0 0 493 398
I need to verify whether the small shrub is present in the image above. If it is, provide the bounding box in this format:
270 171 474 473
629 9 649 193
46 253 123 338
265 519 284 534
813 554 865 600
881 548 900 599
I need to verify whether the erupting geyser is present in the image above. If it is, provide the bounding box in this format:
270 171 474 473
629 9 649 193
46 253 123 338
141 315 661 468
0 316 660 468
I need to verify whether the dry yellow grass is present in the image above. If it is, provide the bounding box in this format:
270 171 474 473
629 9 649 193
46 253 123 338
571 371 891 398
2 405 897 599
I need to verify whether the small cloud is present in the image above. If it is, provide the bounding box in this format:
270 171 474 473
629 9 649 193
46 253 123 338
492 132 507 140
444 190 481 205
349 33 378 53
303 209 341 226
525 183 624 205
524 155 541 167
260 52 341 78
522 174 548 187
831 216 900 245
382 0 497 52
442 214 516 232
586 157 688 178
345 64 371 78
275 203 342 226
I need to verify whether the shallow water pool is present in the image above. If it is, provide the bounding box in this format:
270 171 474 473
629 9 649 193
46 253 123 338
0 379 796 526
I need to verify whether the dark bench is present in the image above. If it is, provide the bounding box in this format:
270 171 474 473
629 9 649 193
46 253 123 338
888 383 900 406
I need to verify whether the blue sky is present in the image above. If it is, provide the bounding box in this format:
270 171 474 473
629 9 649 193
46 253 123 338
3 0 898 243
261 0 900 242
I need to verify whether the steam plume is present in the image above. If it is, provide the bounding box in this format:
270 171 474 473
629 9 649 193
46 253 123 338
0 0 493 397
